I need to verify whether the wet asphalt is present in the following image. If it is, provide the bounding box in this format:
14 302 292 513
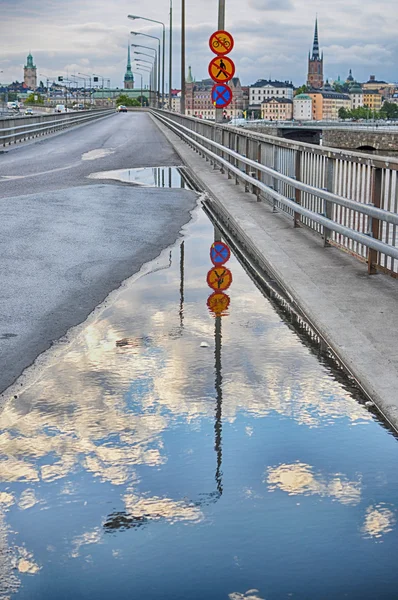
0 113 197 395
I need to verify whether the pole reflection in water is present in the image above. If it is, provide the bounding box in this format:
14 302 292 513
179 240 185 330
214 313 223 496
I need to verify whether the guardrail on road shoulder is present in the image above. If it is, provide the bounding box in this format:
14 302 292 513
151 109 398 278
0 109 115 147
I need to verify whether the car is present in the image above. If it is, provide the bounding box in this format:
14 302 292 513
117 105 128 112
24 108 34 115
54 104 66 113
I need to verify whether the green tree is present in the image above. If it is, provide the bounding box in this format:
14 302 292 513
294 85 308 96
115 94 141 107
338 107 349 119
25 93 44 105
381 102 398 119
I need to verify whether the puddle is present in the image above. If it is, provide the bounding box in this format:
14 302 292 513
81 148 115 161
2 206 398 598
87 166 190 188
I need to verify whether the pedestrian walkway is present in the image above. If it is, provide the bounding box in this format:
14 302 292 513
153 114 398 429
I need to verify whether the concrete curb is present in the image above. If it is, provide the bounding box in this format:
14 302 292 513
150 113 398 431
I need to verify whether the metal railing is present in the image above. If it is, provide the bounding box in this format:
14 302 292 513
152 110 398 277
0 109 115 146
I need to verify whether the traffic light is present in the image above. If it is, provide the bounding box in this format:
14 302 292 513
58 76 63 82
93 76 99 83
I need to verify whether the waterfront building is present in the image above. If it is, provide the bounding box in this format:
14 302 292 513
249 80 294 110
293 94 313 120
261 97 293 120
308 90 350 120
348 82 364 110
363 89 383 111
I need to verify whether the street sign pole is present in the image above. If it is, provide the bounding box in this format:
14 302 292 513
216 0 225 124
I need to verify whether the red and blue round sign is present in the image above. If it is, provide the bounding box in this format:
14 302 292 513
210 241 231 266
211 84 233 109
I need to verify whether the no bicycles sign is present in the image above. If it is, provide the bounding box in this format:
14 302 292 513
209 30 234 56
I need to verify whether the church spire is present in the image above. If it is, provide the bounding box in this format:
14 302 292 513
124 44 134 89
127 44 132 71
312 17 320 59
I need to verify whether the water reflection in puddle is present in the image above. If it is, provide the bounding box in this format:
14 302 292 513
1 208 398 599
88 166 189 188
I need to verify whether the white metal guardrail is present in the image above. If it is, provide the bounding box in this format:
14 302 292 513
0 109 115 147
152 110 398 277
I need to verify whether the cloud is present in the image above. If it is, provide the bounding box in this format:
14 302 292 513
0 1 397 98
249 0 294 10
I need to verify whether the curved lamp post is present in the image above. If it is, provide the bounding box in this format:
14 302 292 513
129 16 165 107
131 31 161 107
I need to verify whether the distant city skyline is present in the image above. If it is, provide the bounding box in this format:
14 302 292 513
0 0 397 89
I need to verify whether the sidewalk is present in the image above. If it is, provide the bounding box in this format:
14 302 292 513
153 115 398 429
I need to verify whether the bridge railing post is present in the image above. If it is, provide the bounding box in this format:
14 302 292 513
256 142 262 201
294 149 302 227
272 145 279 212
367 166 382 274
323 157 334 246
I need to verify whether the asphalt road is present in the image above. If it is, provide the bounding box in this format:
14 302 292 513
0 112 197 395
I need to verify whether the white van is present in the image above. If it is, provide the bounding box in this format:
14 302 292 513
55 104 66 113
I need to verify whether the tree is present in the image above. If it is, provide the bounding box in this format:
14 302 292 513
39 80 44 89
137 95 149 107
25 93 44 105
294 85 308 96
381 102 398 119
338 107 349 119
115 94 141 107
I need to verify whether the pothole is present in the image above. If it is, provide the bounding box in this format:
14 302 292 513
87 166 190 188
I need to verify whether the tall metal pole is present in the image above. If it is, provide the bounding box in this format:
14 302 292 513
216 0 226 123
157 39 161 108
169 0 173 109
180 0 185 114
161 25 165 108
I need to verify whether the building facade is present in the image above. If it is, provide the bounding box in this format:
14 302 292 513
185 74 247 119
307 19 323 89
261 97 293 120
363 89 383 111
293 94 313 120
348 83 364 110
249 80 294 109
308 90 350 120
24 53 37 90
124 46 134 89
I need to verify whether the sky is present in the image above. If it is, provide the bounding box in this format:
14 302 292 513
0 0 397 90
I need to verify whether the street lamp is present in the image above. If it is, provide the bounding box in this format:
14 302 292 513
93 73 108 104
133 72 143 107
169 0 173 110
72 74 88 105
131 31 161 107
128 15 165 108
181 0 185 114
131 44 157 95
40 73 53 104
136 65 154 107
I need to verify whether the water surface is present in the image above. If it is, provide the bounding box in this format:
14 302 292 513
1 205 398 600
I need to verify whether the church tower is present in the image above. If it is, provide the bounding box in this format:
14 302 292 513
124 45 134 89
24 53 37 89
307 19 323 89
